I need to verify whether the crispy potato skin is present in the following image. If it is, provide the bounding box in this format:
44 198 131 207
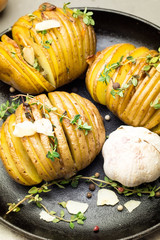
0 92 105 185
0 3 96 94
86 43 160 134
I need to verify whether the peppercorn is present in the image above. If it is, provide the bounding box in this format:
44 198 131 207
117 205 123 211
89 183 95 191
155 191 160 197
113 82 120 90
9 87 15 93
117 187 124 193
94 172 100 178
93 225 99 233
86 192 92 198
105 114 111 121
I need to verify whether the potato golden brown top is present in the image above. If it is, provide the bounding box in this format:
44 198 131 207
86 43 160 134
0 2 96 94
0 92 105 186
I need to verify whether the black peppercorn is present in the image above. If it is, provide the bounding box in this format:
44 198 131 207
113 82 120 90
87 192 92 198
89 183 95 191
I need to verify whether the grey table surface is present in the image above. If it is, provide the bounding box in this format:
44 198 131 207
0 0 160 239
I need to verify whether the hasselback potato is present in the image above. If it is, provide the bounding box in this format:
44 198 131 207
0 2 96 94
86 43 160 134
0 92 105 186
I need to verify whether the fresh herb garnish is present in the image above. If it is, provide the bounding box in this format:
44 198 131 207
63 2 71 13
62 3 95 26
42 4 47 11
6 173 160 223
46 137 60 161
98 56 124 85
28 13 37 21
0 100 20 121
11 51 16 58
33 58 41 71
72 8 95 26
150 98 160 109
44 39 53 45
10 94 92 136
110 75 139 98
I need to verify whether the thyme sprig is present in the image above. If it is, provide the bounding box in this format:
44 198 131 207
63 3 95 26
98 47 160 100
6 174 160 216
10 94 92 135
110 75 139 98
150 98 160 109
46 136 60 161
0 99 20 121
98 56 124 85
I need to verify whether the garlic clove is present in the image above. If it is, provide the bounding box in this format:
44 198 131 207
13 121 36 137
34 118 53 136
22 46 35 66
35 19 60 31
97 189 119 206
66 200 89 214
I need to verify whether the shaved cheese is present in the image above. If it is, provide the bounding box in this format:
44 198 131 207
66 200 88 214
34 118 53 136
35 19 60 31
39 210 55 222
124 200 141 213
13 121 36 137
13 118 54 137
97 189 119 206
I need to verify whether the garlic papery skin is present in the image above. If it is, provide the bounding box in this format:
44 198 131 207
103 126 160 187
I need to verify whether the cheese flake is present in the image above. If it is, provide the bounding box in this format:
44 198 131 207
66 200 89 214
124 200 141 213
35 19 60 31
97 189 119 206
39 210 55 222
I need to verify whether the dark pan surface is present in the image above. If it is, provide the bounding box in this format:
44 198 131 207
0 8 160 240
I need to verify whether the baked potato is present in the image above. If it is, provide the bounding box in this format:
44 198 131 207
0 2 96 94
86 43 160 134
0 92 105 185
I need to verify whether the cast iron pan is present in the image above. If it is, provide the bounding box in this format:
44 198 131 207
0 8 160 240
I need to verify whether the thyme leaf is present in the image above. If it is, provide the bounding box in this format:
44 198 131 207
110 75 138 98
72 8 95 26
150 98 160 109
63 2 71 13
0 100 20 121
46 137 60 162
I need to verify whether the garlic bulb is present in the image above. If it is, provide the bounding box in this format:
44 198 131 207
103 126 160 187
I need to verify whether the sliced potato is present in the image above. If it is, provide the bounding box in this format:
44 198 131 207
0 3 96 94
86 43 160 133
1 91 105 185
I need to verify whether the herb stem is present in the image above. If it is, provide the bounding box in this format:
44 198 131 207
6 194 33 215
